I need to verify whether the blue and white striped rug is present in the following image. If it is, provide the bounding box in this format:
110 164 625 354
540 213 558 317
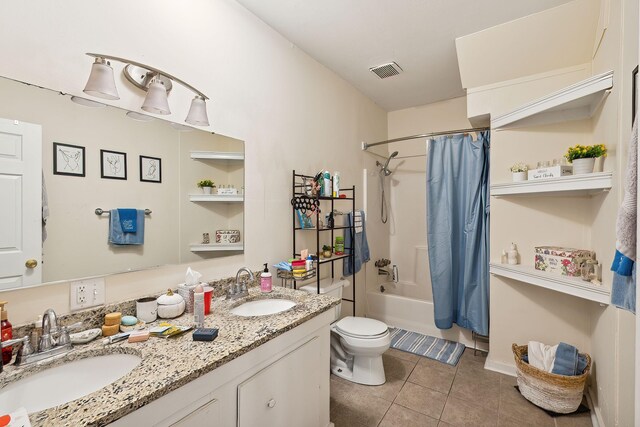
389 327 465 366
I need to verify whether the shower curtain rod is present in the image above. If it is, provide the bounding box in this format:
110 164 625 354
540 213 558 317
361 127 490 150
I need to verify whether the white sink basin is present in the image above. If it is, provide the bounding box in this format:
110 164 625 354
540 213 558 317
0 353 141 414
230 299 296 317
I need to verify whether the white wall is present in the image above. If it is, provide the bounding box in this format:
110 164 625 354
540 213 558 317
460 0 637 424
0 0 387 324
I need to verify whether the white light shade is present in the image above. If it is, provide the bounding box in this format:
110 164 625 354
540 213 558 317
141 79 171 115
125 111 155 122
185 95 209 126
70 96 106 108
83 58 119 100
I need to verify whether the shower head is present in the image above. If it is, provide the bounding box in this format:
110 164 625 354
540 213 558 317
379 151 398 176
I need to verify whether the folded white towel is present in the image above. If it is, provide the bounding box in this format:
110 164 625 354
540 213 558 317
616 117 638 259
528 340 558 373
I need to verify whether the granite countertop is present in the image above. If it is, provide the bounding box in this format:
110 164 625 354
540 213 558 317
1 287 340 426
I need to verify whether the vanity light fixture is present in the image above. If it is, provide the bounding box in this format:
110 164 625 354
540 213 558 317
70 96 106 108
81 53 210 126
125 111 156 122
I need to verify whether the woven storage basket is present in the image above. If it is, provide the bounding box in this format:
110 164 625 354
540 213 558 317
512 343 591 413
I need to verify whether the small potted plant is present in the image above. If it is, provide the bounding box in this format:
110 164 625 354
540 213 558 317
322 244 332 258
509 162 528 182
197 179 215 194
565 144 607 174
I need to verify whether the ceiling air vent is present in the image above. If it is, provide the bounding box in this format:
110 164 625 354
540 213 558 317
369 62 403 79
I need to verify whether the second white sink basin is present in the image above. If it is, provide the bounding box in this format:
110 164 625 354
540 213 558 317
0 353 142 414
230 299 296 317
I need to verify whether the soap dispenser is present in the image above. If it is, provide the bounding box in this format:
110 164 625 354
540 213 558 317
260 263 272 293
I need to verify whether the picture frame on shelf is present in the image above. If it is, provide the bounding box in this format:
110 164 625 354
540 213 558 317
633 65 638 124
100 149 127 180
139 155 161 183
53 142 85 177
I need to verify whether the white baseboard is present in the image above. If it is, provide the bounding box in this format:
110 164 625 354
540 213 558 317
483 356 516 377
586 387 605 427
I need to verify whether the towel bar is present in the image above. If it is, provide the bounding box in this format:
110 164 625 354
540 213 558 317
95 208 152 216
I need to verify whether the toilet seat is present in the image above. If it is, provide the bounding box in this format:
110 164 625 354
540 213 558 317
334 316 388 339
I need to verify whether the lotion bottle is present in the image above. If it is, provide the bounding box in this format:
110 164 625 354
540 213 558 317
261 263 272 293
193 284 205 328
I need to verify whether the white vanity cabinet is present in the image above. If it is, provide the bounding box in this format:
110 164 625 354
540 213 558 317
237 337 320 427
110 310 332 427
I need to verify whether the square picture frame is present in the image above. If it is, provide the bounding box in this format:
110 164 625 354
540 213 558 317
53 142 85 177
100 149 127 180
139 155 162 183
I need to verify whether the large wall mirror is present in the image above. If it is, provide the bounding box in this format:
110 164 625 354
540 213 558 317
0 77 244 290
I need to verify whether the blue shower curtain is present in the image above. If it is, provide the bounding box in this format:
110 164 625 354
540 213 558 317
426 132 490 336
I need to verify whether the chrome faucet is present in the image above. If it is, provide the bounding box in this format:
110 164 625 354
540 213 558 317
40 308 59 351
2 309 80 368
227 267 255 299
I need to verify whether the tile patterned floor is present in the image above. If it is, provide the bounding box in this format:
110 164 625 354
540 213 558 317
330 348 593 427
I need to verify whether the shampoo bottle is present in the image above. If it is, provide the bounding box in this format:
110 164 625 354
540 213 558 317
323 171 331 197
333 171 340 197
193 284 205 328
261 263 272 293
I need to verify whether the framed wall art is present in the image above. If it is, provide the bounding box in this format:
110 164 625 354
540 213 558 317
100 149 127 180
53 142 85 177
140 155 161 183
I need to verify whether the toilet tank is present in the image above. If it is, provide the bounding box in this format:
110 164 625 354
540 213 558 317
299 278 347 321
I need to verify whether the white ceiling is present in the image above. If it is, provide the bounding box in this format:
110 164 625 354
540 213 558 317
237 0 574 111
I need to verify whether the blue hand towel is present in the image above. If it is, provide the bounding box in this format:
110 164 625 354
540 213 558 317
552 342 588 376
109 209 145 245
611 263 636 314
343 210 370 276
117 208 137 233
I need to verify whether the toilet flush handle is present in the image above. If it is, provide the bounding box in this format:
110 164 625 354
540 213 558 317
267 398 276 408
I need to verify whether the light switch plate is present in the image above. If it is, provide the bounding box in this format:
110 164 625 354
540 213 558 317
70 278 106 311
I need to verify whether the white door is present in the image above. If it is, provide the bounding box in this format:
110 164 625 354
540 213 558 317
0 118 42 289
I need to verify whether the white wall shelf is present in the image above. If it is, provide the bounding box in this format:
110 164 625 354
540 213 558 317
490 172 613 197
190 243 243 252
490 263 610 305
189 194 244 202
190 151 244 161
492 70 613 130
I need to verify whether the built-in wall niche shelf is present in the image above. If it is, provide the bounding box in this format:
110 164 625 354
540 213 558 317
190 243 243 252
189 194 244 202
190 151 244 161
492 70 613 130
490 172 613 197
490 263 610 305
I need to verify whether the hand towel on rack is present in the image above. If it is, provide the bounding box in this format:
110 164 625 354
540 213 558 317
117 208 137 233
343 210 370 276
109 209 145 245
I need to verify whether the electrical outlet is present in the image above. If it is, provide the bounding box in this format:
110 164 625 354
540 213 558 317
70 278 106 311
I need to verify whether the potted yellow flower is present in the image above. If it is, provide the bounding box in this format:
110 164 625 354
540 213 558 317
509 162 528 182
565 144 607 175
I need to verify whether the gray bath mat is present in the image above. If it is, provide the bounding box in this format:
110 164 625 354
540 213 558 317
389 327 465 366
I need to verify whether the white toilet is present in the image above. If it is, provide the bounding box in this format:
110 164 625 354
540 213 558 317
300 278 391 385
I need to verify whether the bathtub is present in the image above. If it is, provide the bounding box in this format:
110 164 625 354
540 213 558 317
366 281 487 351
